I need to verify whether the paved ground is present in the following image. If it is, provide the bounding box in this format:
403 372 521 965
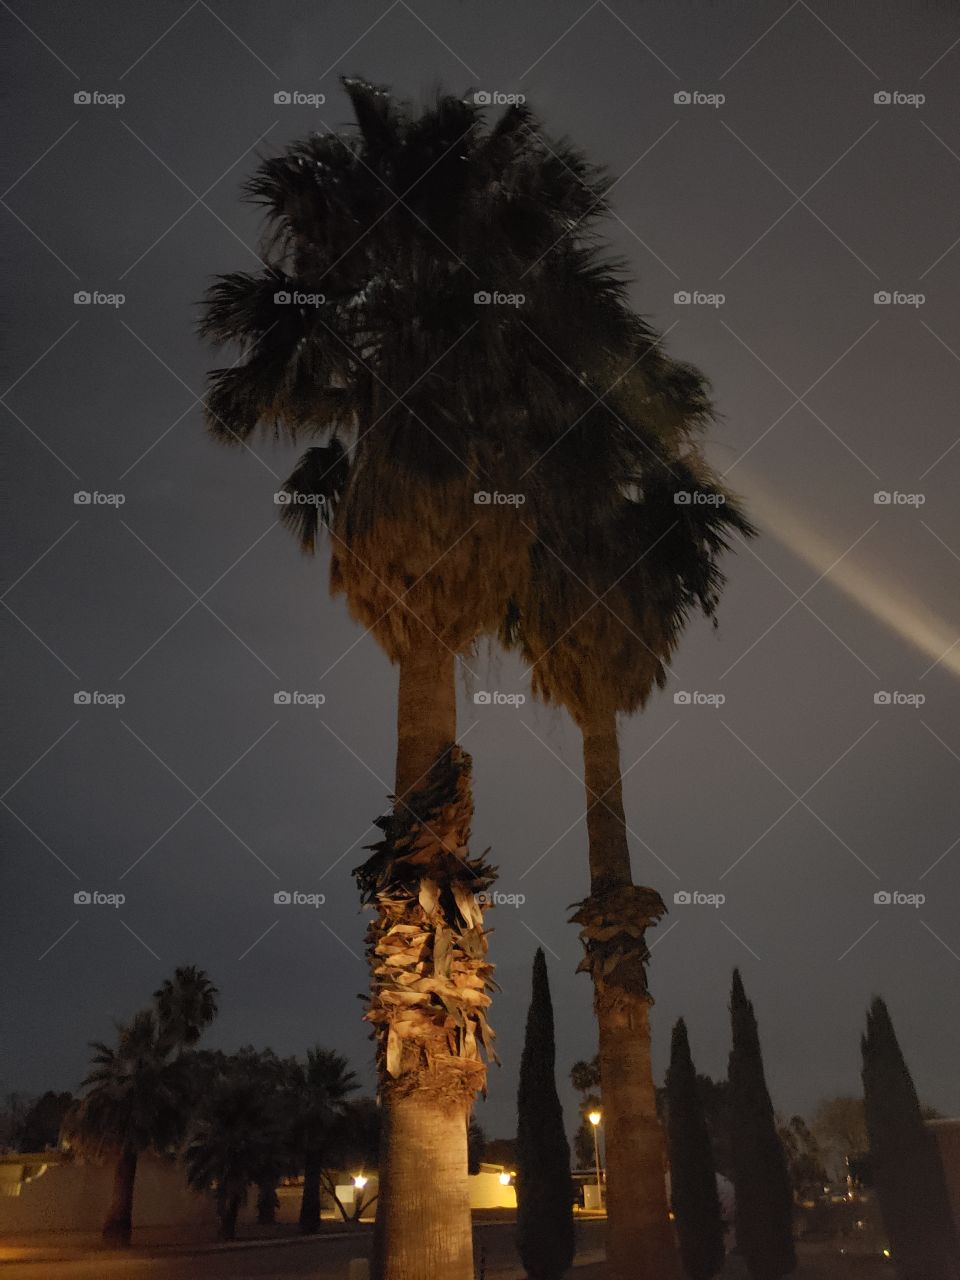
0 1219 604 1278
0 1225 890 1279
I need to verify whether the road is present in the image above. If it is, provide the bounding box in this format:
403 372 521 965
0 1220 605 1279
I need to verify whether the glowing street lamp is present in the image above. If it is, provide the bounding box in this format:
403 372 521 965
499 1171 511 1186
588 1109 603 1206
353 1174 368 1191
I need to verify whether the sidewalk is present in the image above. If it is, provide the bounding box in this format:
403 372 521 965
0 1222 370 1266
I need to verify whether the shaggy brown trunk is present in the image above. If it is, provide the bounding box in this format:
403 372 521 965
362 635 491 1280
102 1145 137 1247
579 707 680 1280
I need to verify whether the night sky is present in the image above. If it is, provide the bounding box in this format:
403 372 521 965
3 0 959 1143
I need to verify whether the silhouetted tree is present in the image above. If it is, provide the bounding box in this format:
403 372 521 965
517 949 575 1280
667 1019 725 1279
17 1091 73 1151
861 997 960 1280
468 1119 487 1175
728 970 795 1280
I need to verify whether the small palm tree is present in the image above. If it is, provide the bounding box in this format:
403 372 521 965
66 1011 188 1246
201 79 643 1280
289 1048 358 1233
184 1074 283 1240
153 965 219 1053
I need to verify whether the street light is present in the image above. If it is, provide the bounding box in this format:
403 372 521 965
588 1109 603 1206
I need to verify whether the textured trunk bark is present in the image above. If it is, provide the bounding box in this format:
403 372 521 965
373 1093 473 1280
101 1146 137 1247
299 1151 322 1233
581 708 680 1280
370 635 477 1280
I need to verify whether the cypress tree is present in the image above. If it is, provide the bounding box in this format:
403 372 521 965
667 1018 725 1279
517 948 575 1280
861 996 960 1280
728 970 796 1280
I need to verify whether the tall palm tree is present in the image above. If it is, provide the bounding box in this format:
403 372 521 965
290 1047 358 1233
505 388 752 1278
154 965 219 1053
200 79 644 1280
65 1011 188 1246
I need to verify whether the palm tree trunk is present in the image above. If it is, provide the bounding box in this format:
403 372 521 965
102 1145 137 1247
256 1175 278 1224
218 1190 242 1240
361 635 492 1280
578 708 680 1280
299 1150 322 1233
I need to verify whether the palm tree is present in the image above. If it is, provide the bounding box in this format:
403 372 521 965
184 1073 283 1240
505 387 752 1277
290 1047 358 1233
200 79 644 1280
65 1011 188 1246
153 965 219 1053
